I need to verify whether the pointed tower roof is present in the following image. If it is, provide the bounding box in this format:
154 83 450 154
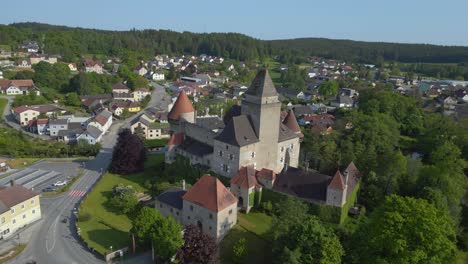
283 110 304 140
245 69 278 98
182 175 237 212
230 166 261 189
329 170 345 190
168 91 195 121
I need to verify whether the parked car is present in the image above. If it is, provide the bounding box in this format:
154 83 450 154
42 187 58 192
53 181 68 187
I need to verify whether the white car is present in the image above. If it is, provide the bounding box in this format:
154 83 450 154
53 181 68 187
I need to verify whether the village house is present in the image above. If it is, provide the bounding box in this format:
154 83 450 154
132 88 151 102
12 104 66 126
18 41 39 53
133 65 148 76
67 63 78 72
0 158 8 172
87 109 113 133
29 54 57 65
112 83 130 94
16 59 31 68
83 58 104 74
156 175 237 240
0 183 41 239
130 113 170 140
0 79 40 96
109 100 141 116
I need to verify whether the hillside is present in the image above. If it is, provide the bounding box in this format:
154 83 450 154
269 37 468 64
0 22 467 64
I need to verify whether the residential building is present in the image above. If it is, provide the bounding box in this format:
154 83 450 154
132 88 151 102
133 65 148 76
112 83 130 94
156 175 237 240
29 55 57 65
18 41 39 53
0 159 7 172
130 113 170 140
83 59 104 74
0 79 40 96
67 63 78 72
0 184 41 239
87 109 113 133
12 104 66 126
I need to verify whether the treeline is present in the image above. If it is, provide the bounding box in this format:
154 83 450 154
0 23 268 61
270 37 468 64
1 23 468 65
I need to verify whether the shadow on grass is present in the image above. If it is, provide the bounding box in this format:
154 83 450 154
220 226 272 264
86 227 130 254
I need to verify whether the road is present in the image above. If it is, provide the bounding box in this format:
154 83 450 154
9 84 168 264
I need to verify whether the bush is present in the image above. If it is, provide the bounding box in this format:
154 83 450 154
78 212 92 222
261 201 273 215
108 184 138 214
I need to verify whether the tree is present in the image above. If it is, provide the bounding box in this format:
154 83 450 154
152 215 183 261
65 92 81 106
318 81 339 98
131 207 161 247
110 129 147 175
177 225 217 264
232 238 247 263
108 184 138 214
350 195 457 264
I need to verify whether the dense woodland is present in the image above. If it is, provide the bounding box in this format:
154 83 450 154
1 23 468 65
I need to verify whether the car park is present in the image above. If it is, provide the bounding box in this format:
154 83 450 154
42 187 58 192
53 181 68 187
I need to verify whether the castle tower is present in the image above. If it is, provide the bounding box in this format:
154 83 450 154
168 90 195 133
283 109 304 142
241 70 281 170
326 170 348 207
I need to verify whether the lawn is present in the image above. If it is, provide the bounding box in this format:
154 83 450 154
144 138 169 149
0 97 7 117
6 158 40 169
77 154 164 255
220 212 273 264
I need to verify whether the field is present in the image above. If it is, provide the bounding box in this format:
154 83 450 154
220 212 273 264
0 97 7 118
77 154 164 255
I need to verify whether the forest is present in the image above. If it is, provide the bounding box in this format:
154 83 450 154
1 23 468 64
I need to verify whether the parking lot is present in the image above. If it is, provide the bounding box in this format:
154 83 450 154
0 160 84 192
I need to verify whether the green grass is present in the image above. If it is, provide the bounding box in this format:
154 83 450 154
0 97 7 118
77 154 164 255
220 212 273 264
0 244 26 264
6 158 40 169
456 250 468 264
144 138 168 149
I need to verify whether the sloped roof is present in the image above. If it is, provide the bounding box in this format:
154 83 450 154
112 83 129 91
13 104 64 114
278 123 299 142
329 171 345 190
245 70 278 98
158 188 186 210
215 115 258 147
230 166 260 189
274 167 330 202
283 110 304 139
167 91 195 121
168 132 184 145
256 168 276 181
0 184 39 214
182 175 237 212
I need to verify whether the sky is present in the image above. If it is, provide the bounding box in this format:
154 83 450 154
1 0 468 46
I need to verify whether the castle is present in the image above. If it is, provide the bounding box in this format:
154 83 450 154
165 70 360 211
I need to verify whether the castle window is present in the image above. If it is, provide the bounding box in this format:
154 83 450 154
226 145 229 150
290 144 294 149
251 152 256 158
229 154 234 160
219 150 223 157
190 205 194 211
188 216 191 220
229 209 233 215
281 146 284 152
280 157 284 163
209 213 213 219
223 164 228 172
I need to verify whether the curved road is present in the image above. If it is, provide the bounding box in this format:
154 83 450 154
9 83 168 264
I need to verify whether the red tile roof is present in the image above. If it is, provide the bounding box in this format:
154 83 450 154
94 115 108 126
182 175 237 212
329 170 345 190
230 166 260 189
168 133 184 145
168 90 194 121
256 168 276 182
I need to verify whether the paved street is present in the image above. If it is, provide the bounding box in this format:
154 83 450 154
6 85 168 264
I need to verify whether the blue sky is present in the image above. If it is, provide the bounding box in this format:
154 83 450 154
1 0 467 46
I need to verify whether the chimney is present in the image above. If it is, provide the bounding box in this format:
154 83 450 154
182 179 186 191
10 179 15 187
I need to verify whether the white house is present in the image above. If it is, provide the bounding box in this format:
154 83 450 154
87 110 112 133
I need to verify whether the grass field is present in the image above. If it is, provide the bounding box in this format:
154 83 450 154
0 97 8 118
220 212 272 264
6 158 40 169
77 154 164 255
